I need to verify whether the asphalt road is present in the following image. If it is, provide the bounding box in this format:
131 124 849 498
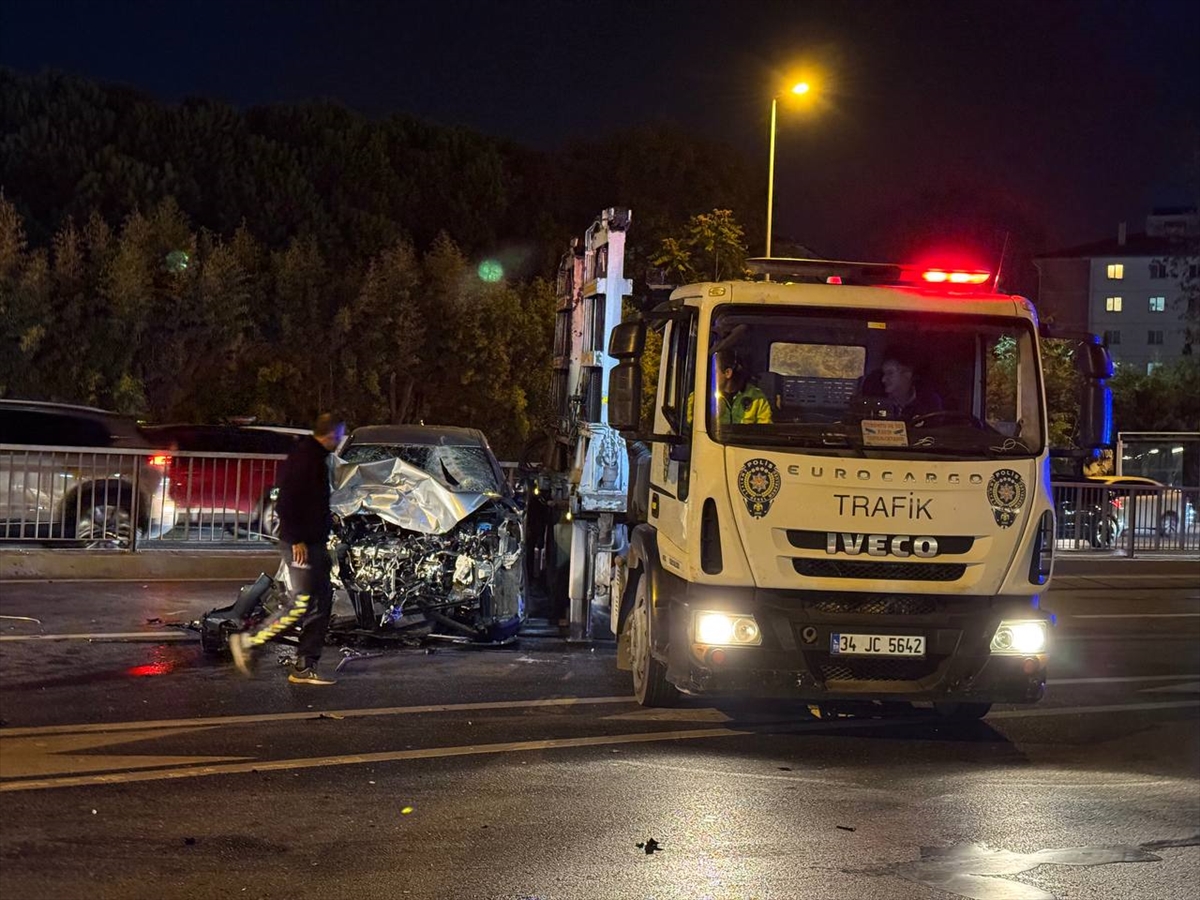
0 568 1198 900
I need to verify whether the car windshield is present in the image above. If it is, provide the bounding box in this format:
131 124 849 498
340 443 501 493
705 305 1044 458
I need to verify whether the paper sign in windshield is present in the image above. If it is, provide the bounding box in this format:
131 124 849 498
861 419 909 447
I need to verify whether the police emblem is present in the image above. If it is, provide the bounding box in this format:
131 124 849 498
986 468 1027 528
737 458 782 518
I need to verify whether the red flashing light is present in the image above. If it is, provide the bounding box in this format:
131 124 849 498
921 268 991 286
149 454 171 467
826 275 843 285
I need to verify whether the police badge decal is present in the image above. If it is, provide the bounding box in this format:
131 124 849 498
986 468 1027 528
738 458 782 518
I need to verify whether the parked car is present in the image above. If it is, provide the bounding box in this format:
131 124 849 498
1080 475 1197 537
1053 475 1197 545
140 424 304 539
332 425 525 639
0 399 175 546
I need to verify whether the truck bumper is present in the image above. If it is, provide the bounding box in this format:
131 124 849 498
661 587 1048 705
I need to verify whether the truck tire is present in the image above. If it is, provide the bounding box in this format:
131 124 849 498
933 701 992 721
629 575 678 708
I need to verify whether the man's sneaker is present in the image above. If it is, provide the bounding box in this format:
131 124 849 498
228 632 257 676
288 667 337 686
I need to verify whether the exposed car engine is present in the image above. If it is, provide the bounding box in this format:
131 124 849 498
336 504 524 640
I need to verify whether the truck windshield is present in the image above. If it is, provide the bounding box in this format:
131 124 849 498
706 305 1044 458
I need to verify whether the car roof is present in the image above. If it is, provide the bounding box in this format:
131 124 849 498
346 425 492 448
0 398 149 444
141 423 300 453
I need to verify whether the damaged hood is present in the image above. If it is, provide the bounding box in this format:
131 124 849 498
329 456 497 535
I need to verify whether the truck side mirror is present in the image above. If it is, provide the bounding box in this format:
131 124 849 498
1079 382 1113 449
608 321 645 359
608 361 642 432
1076 341 1114 379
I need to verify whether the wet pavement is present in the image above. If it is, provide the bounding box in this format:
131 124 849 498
0 570 1197 899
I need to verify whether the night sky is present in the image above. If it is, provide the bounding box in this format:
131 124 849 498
2 0 1197 259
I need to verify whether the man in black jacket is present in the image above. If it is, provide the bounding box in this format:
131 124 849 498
230 413 346 685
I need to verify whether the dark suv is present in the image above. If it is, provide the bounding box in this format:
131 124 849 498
0 399 175 545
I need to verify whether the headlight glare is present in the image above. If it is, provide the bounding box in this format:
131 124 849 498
695 611 762 646
991 619 1047 655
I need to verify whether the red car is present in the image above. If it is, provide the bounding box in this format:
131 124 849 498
141 424 304 539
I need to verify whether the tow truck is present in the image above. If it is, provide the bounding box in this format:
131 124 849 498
531 209 1113 718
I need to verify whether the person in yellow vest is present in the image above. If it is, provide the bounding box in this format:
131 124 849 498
689 349 773 425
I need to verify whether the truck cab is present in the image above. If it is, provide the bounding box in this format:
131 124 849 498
606 259 1113 716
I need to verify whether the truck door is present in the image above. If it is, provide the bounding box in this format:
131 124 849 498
649 314 697 557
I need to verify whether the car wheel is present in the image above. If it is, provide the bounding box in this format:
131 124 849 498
933 702 992 721
1088 514 1116 549
1159 511 1179 537
629 575 679 708
251 493 280 540
75 502 135 548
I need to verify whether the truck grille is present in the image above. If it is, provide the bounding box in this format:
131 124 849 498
817 657 942 682
793 559 966 581
809 595 938 616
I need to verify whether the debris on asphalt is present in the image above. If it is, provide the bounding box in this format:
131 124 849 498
401 806 414 815
335 648 383 672
837 825 856 832
145 617 163 625
636 838 662 855
778 766 793 771
91 809 97 815
368 780 376 785
0 615 42 624
317 713 345 720
183 837 197 846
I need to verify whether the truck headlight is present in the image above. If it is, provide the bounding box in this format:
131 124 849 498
991 620 1048 655
695 611 762 646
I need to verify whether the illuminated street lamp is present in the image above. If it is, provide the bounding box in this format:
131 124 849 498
766 81 810 258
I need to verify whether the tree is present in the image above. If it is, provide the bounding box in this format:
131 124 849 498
650 209 748 284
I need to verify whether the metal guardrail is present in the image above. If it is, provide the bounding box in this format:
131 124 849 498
1 444 286 549
5 444 1196 558
1052 482 1200 557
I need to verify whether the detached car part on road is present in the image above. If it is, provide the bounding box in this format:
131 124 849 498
201 425 525 652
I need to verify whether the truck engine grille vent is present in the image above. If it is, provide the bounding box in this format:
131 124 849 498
809 595 938 616
793 559 966 581
818 657 941 682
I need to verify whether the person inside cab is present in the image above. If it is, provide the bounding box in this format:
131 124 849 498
879 348 943 419
698 349 773 425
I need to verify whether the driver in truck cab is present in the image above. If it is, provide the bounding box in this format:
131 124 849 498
878 348 944 419
687 349 774 425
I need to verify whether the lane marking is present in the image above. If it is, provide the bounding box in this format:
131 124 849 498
0 695 638 738
0 631 194 642
1050 674 1200 685
1140 681 1200 694
0 577 263 584
0 727 745 792
1068 613 1200 619
0 727 249 778
988 700 1200 719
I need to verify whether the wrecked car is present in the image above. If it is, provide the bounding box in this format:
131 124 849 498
200 425 525 652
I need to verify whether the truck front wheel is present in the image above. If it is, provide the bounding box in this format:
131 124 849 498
629 576 679 708
933 701 992 721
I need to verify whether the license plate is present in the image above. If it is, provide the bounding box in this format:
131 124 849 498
830 633 926 657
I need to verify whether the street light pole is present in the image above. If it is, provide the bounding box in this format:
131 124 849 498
766 96 778 259
765 81 810 260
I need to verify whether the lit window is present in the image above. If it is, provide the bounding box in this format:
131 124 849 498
1149 262 1167 279
1149 296 1166 312
1107 263 1124 279
1148 330 1164 345
1104 330 1121 345
1105 296 1123 312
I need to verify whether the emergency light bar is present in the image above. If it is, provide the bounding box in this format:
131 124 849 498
747 258 993 290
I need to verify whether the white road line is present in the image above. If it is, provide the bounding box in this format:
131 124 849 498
0 632 194 642
988 700 1200 719
0 727 745 792
1068 613 1200 619
1050 674 1200 685
0 695 638 737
